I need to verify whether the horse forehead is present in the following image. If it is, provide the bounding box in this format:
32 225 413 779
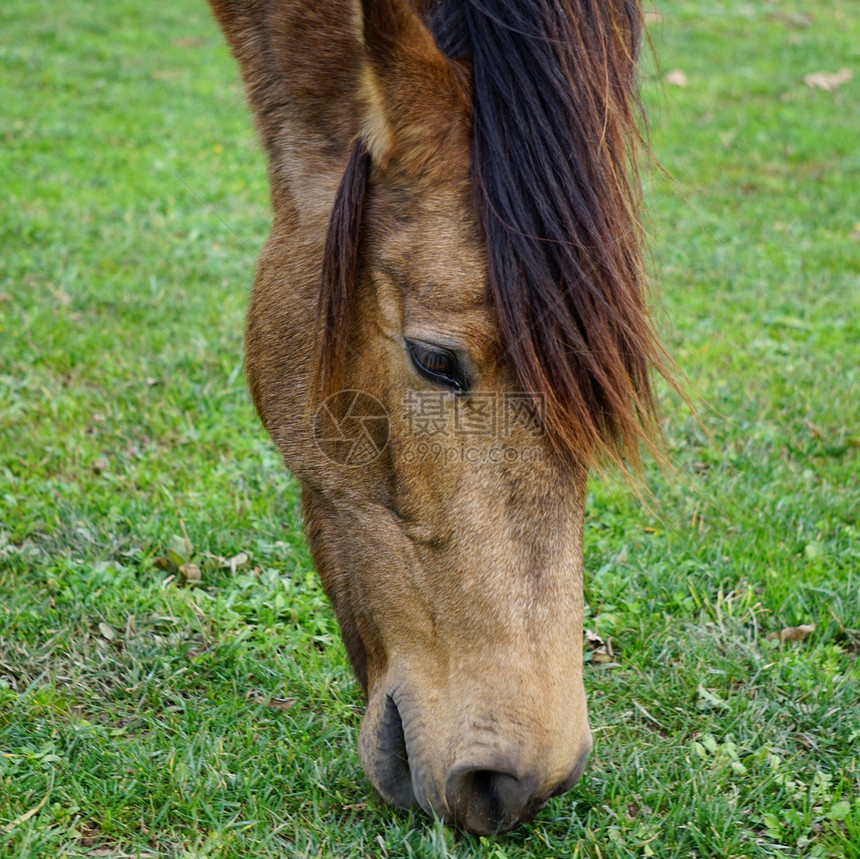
388 236 487 324
377 193 486 304
408 276 483 315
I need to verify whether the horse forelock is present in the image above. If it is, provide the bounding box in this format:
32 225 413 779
428 0 670 468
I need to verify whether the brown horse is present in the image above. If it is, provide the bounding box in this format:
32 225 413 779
208 0 668 835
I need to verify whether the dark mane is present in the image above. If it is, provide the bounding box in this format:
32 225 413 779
317 137 372 398
430 0 667 467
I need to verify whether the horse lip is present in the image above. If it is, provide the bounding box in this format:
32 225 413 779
360 691 418 810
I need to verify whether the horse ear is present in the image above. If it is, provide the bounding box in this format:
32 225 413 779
353 0 465 167
208 1 363 170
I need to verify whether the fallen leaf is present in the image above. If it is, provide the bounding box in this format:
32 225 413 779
220 551 250 573
627 799 653 819
767 623 816 642
585 629 605 649
167 532 193 568
585 628 615 664
803 69 852 91
665 70 688 88
179 563 201 584
247 690 297 711
77 821 101 847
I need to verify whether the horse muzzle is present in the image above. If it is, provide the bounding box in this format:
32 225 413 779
359 684 592 835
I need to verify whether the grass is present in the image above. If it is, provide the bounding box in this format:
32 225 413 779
1 0 858 856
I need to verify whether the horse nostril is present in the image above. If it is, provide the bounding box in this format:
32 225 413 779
444 762 541 835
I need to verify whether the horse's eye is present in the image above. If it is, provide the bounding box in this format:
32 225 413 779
406 340 469 392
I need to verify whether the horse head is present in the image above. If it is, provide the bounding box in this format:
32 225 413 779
209 0 666 834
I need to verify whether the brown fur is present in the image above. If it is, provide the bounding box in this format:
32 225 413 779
208 0 665 835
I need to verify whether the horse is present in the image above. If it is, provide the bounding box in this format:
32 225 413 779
208 0 669 835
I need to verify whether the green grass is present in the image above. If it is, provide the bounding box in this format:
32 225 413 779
1 0 858 856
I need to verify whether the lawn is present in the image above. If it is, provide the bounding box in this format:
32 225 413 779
1 0 858 856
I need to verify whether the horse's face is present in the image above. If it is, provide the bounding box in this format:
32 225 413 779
299 158 591 833
216 0 657 836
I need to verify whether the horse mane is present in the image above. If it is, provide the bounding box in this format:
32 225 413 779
320 0 670 468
